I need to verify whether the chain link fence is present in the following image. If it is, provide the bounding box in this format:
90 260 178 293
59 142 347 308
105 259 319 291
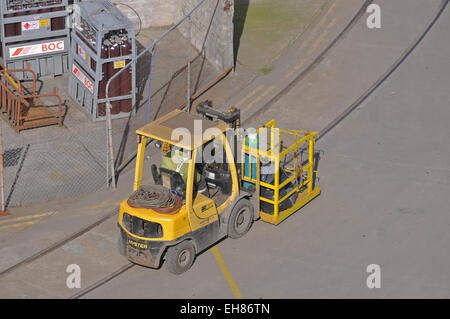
1 100 106 207
0 0 233 209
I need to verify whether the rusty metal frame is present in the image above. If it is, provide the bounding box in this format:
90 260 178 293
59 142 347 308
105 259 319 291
0 62 63 133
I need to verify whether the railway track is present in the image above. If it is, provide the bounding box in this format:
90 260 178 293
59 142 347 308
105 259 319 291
0 0 447 299
0 210 118 278
317 0 449 141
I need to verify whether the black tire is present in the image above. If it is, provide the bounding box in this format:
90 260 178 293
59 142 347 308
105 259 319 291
165 241 196 275
228 199 254 239
117 235 127 256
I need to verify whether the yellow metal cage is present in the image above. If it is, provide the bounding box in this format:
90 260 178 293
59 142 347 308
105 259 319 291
241 120 321 225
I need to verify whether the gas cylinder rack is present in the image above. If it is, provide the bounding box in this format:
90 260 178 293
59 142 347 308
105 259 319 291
68 0 136 121
0 0 70 80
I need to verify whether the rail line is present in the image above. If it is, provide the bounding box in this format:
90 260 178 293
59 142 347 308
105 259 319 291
0 210 117 277
0 0 447 299
69 263 136 299
66 0 376 299
318 0 449 140
68 0 449 298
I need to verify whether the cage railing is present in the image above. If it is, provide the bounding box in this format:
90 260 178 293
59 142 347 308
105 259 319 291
241 120 319 223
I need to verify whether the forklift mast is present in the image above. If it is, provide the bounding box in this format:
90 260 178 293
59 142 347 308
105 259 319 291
196 101 241 166
196 100 240 130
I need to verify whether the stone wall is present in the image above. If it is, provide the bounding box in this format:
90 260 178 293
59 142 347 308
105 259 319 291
175 0 234 72
114 0 234 72
113 0 177 28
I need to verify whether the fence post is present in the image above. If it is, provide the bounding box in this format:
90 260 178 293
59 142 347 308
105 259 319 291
0 120 10 216
145 48 155 124
106 102 116 189
187 15 192 112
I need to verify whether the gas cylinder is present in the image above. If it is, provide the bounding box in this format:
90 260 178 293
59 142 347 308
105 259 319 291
4 13 16 37
51 6 65 31
91 57 97 72
107 36 120 115
28 1 39 15
38 4 52 14
97 40 110 117
119 33 132 113
76 31 96 55
15 7 26 36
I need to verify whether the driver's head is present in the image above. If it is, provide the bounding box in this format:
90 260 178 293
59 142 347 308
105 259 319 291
162 142 171 155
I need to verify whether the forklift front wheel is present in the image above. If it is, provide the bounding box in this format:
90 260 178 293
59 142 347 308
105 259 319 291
165 241 196 275
228 199 254 239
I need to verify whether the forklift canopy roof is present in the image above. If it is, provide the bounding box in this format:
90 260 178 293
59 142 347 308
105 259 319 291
136 109 229 151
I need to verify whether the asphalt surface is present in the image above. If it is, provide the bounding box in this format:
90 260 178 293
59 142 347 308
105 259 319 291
83 0 450 298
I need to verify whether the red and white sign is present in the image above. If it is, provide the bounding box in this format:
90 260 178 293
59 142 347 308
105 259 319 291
9 40 64 58
77 45 89 61
22 20 39 31
77 45 85 56
72 64 94 94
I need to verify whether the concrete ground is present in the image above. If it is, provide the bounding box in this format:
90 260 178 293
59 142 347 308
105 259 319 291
1 0 449 299
87 0 450 298
0 0 341 293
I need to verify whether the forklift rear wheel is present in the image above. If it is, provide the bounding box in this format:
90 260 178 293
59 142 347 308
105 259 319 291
165 241 196 275
228 199 254 239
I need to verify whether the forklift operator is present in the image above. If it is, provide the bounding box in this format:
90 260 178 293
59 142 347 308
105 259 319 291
160 142 209 197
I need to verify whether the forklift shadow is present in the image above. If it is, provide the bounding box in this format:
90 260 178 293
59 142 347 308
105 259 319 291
312 149 324 190
131 236 229 274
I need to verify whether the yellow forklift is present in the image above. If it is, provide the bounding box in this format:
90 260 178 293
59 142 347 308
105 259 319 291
117 102 321 274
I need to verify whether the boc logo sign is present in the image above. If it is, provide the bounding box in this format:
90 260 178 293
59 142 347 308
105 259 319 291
9 40 64 58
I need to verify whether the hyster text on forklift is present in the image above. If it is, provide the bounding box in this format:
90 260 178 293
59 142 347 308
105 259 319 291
117 101 321 274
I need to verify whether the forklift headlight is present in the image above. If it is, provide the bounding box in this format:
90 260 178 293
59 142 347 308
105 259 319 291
122 213 163 238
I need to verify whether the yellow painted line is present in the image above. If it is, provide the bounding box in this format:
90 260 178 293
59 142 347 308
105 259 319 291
328 17 337 28
234 86 263 108
0 211 59 225
0 220 38 230
235 1 340 116
308 29 330 55
295 60 306 70
67 199 123 216
87 199 121 210
261 85 275 97
307 16 338 56
80 237 96 255
211 246 243 299
241 85 275 114
300 0 340 49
